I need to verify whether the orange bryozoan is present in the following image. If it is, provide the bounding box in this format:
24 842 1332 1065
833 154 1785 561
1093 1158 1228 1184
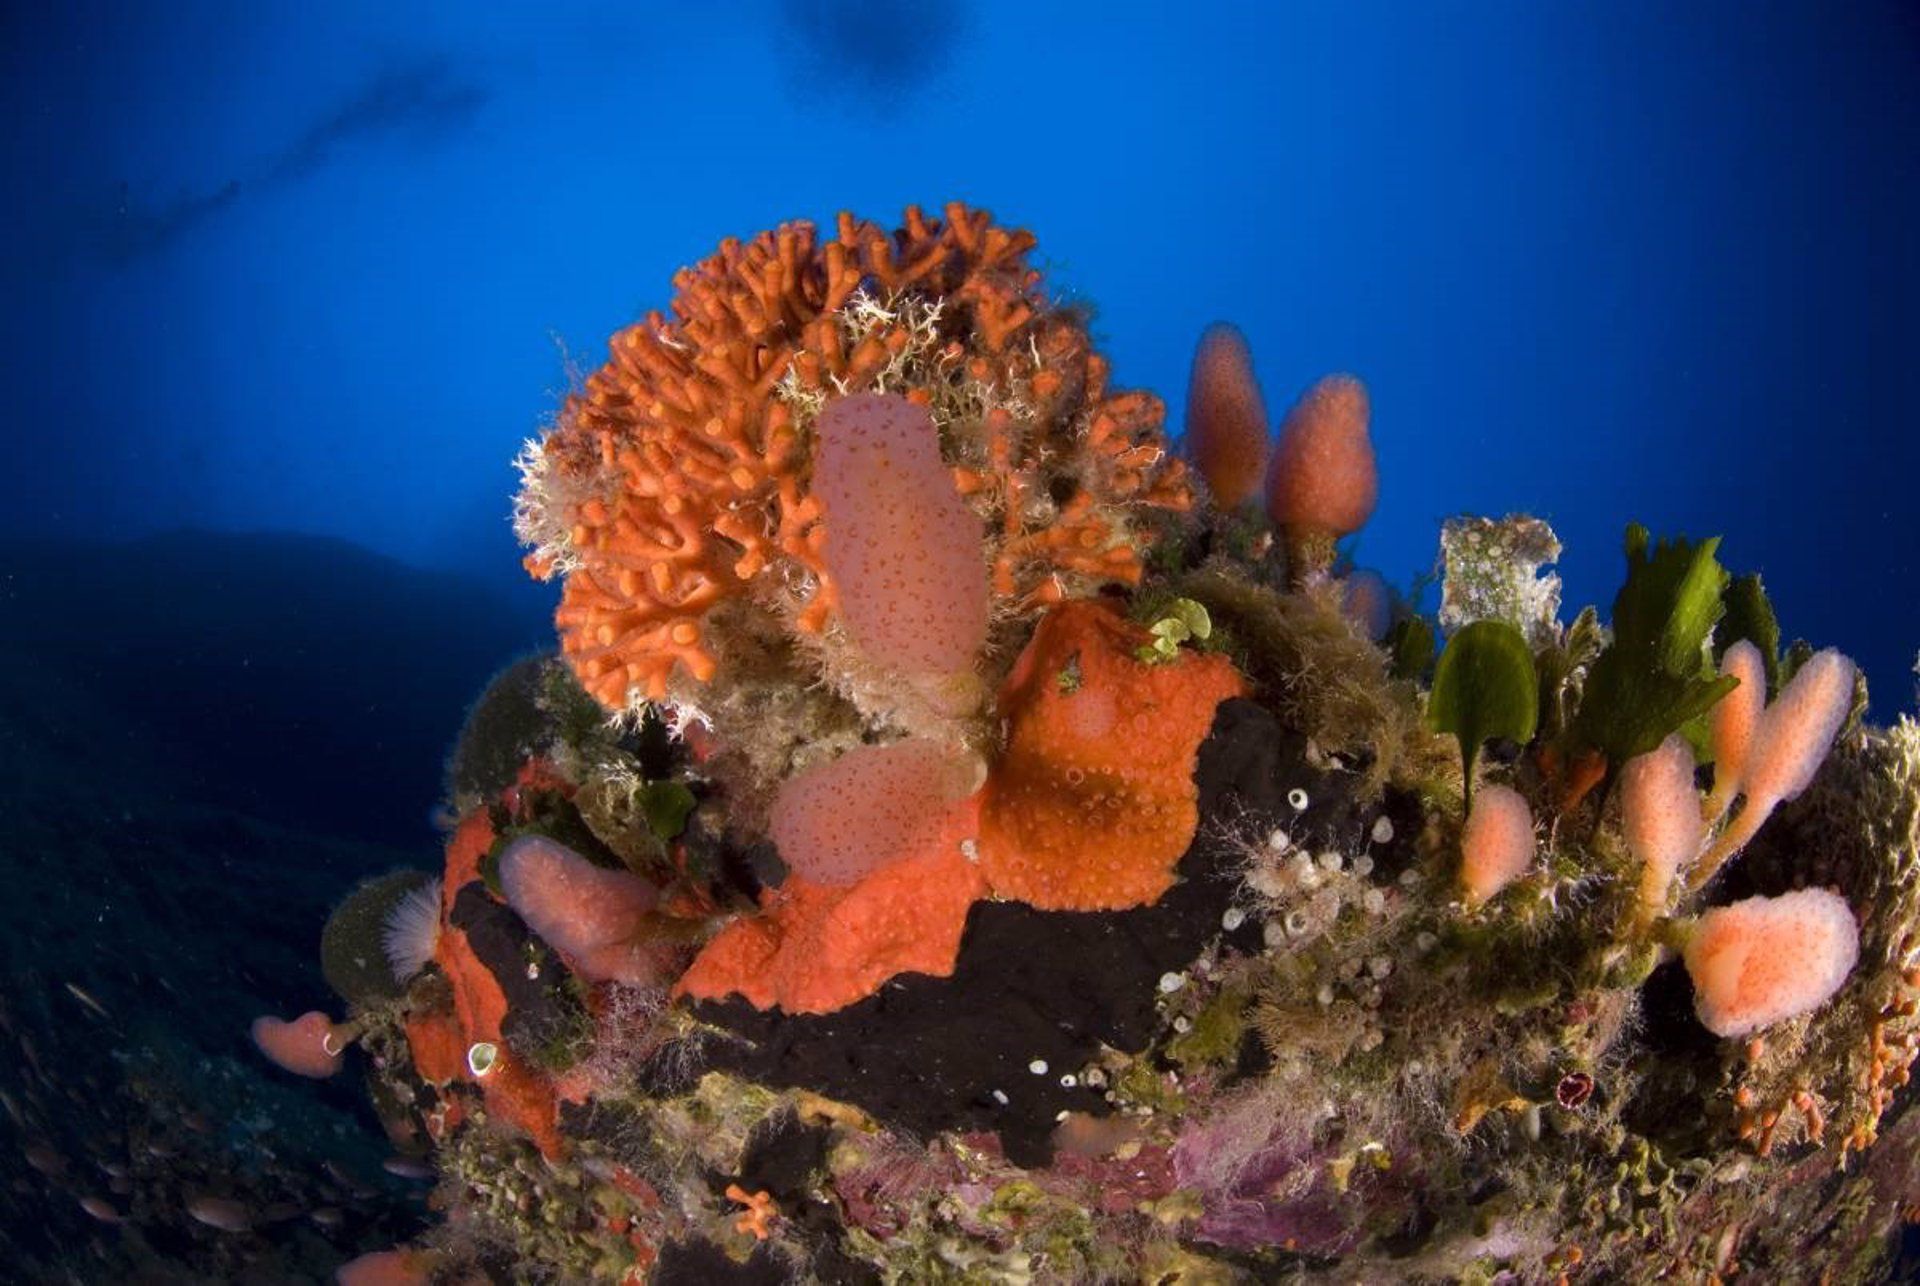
514 204 1192 714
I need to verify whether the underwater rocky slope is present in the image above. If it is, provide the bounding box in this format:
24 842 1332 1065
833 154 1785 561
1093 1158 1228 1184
261 206 1920 1284
0 533 550 1281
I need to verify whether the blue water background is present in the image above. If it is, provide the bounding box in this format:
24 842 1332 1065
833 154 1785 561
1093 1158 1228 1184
4 1 1917 705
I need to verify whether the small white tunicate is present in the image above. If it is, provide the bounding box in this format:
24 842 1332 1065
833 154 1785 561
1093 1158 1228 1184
1369 956 1394 980
1159 972 1186 994
1316 983 1335 1007
1318 851 1343 874
1351 854 1375 878
991 1089 1009 1106
1056 1110 1071 1122
1028 1059 1049 1076
1263 919 1287 949
1247 866 1286 899
467 1042 499 1079
1399 869 1423 888
1360 1028 1384 1051
1284 909 1311 937
1362 888 1387 915
1415 930 1438 952
1371 816 1396 845
1172 1016 1191 1033
1221 907 1246 932
1267 829 1292 852
1287 788 1310 812
1059 1074 1077 1088
1083 1068 1106 1088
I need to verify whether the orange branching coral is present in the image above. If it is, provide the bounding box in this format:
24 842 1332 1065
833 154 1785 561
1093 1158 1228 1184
516 203 1192 711
674 795 987 1015
977 600 1247 911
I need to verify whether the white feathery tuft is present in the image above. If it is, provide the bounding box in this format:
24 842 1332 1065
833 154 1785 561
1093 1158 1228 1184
381 878 443 984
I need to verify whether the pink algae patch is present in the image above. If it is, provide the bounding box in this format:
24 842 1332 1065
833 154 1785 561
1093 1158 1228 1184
498 835 664 986
772 739 976 887
675 793 987 1015
814 392 989 675
977 599 1247 911
251 1011 344 1079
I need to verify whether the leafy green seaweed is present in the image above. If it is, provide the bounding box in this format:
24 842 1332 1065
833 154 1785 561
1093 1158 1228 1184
1569 525 1738 766
1716 571 1781 696
1430 619 1539 804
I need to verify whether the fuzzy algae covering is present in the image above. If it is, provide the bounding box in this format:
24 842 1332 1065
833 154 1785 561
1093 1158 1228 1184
291 206 1920 1283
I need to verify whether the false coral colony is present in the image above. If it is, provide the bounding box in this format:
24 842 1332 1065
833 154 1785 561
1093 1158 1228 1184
261 206 1920 1284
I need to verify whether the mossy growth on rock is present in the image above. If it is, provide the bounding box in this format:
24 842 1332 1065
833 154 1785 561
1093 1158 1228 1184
320 867 436 1005
445 653 606 815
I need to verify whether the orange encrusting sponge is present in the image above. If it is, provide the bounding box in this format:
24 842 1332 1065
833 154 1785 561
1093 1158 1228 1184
1184 322 1269 509
674 794 987 1015
415 810 567 1160
977 599 1248 911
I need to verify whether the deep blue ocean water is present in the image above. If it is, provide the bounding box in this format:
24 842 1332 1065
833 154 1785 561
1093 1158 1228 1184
1 3 1917 1280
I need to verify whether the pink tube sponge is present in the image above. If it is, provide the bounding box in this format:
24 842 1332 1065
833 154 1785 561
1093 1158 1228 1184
1184 323 1269 509
1704 640 1766 823
771 739 978 887
1690 647 1856 893
814 392 989 676
251 1011 345 1079
1744 649 1855 807
1459 783 1535 906
1620 734 1704 914
497 835 664 986
1265 374 1377 538
1684 888 1859 1038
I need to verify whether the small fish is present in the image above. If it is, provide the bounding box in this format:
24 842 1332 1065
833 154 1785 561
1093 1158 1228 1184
23 1142 65 1177
186 1195 253 1233
64 983 111 1022
382 1156 435 1181
78 1195 124 1224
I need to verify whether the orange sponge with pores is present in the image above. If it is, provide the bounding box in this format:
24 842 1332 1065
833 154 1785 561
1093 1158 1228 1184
1184 323 1269 509
675 794 987 1015
977 599 1247 911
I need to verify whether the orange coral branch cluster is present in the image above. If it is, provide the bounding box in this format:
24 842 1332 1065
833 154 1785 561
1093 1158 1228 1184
524 203 1191 709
